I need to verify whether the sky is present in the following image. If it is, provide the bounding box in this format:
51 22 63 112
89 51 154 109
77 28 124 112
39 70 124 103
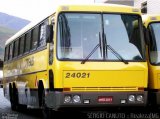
0 0 104 21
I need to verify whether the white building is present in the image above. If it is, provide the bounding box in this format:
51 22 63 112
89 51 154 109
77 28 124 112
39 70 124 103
104 0 134 6
134 0 160 14
103 0 160 14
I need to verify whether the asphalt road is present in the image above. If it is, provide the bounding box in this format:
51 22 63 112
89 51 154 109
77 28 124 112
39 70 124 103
0 88 41 119
0 87 160 119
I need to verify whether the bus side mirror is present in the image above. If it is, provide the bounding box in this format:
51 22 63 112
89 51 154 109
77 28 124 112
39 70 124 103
0 60 3 68
143 26 150 45
46 25 54 43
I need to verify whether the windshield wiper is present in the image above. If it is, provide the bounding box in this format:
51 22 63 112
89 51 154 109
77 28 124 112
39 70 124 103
81 44 100 64
81 32 102 64
81 32 128 64
103 34 128 64
106 44 128 64
99 32 103 57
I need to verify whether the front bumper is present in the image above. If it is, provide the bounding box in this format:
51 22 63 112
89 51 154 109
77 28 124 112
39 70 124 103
45 91 148 110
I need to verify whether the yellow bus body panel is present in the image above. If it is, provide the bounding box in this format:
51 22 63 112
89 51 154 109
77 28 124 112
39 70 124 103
3 49 48 89
148 65 160 89
53 61 148 91
2 4 148 107
143 15 160 90
56 4 141 15
3 4 146 94
143 15 160 28
51 5 147 92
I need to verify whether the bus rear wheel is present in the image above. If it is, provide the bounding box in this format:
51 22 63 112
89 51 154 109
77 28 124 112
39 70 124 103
43 107 57 119
9 83 18 111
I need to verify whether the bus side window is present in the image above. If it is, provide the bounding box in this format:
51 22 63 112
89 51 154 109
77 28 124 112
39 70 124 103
19 36 25 55
4 46 9 61
9 43 13 60
39 21 48 47
13 39 19 58
25 31 31 53
31 26 39 50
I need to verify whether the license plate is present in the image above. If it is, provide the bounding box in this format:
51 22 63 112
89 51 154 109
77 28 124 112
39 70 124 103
98 96 113 103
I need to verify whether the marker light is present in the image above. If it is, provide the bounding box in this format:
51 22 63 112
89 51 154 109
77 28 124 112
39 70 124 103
64 95 71 103
137 95 143 102
73 95 81 103
128 95 135 102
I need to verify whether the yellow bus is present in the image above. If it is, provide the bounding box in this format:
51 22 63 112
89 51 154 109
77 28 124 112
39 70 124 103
3 4 148 115
143 15 160 106
0 60 3 87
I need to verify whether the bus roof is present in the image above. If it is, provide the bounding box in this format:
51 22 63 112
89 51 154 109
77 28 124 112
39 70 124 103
142 14 160 27
5 15 51 46
57 3 140 13
5 3 140 46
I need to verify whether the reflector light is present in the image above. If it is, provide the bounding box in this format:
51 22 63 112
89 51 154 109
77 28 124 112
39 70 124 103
63 88 71 91
83 99 90 104
151 17 157 20
62 6 69 11
132 8 139 12
121 99 126 104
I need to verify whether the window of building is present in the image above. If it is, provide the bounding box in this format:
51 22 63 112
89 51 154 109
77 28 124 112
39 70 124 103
141 1 147 14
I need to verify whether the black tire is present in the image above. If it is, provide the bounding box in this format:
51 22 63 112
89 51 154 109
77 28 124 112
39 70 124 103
10 83 27 111
9 83 17 111
41 89 57 119
38 80 44 107
43 106 57 119
17 104 27 111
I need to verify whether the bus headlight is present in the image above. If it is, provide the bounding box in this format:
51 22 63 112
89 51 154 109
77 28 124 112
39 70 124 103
128 95 135 102
73 95 81 103
64 95 71 103
137 95 143 102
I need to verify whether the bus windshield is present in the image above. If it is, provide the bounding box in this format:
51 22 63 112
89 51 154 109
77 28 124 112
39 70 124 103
149 23 160 65
57 13 145 61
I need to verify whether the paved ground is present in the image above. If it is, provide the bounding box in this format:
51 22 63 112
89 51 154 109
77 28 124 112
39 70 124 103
0 88 41 119
0 87 160 119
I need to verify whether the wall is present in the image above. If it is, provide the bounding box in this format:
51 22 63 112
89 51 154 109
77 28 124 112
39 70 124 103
134 0 146 8
134 0 160 14
104 0 134 6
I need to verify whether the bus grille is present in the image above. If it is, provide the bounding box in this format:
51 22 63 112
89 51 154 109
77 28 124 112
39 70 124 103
71 87 138 92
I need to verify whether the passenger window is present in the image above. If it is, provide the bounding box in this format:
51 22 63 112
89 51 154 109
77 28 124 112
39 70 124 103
19 36 25 55
39 21 48 47
13 39 19 57
25 31 31 52
31 26 39 50
4 46 9 61
9 43 13 60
